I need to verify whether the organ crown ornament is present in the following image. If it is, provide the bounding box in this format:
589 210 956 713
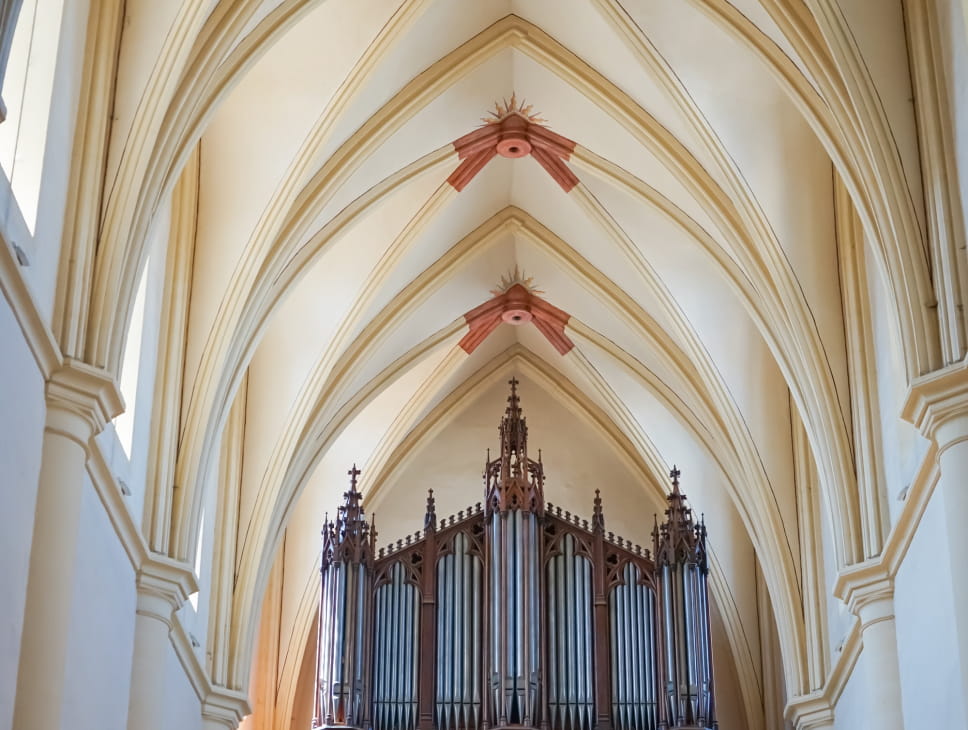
313 382 718 730
484 378 545 516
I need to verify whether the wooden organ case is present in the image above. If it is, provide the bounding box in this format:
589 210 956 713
313 380 717 730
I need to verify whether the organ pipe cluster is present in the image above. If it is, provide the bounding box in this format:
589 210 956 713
313 380 717 730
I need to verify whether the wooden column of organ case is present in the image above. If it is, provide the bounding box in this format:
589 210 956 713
313 380 717 730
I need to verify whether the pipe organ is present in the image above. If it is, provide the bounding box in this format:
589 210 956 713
313 380 718 730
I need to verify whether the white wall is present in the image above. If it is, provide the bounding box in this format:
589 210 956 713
60 476 137 730
0 293 46 730
895 486 963 728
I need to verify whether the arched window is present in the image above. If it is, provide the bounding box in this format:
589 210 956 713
0 0 65 232
0 1 24 117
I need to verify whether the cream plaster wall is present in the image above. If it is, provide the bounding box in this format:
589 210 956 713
0 294 45 730
61 477 137 730
895 487 962 727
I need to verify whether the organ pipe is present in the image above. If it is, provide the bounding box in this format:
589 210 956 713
653 468 716 730
484 378 544 728
314 466 374 730
311 382 718 730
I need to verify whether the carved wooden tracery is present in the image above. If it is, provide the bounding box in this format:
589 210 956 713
313 381 717 730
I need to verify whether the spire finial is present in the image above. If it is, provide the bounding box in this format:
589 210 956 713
669 464 681 491
506 377 521 417
425 488 437 532
592 489 604 533
348 463 361 488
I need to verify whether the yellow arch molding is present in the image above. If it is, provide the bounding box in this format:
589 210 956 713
570 148 858 574
227 206 806 698
753 0 937 376
172 146 454 561
574 7 862 564
86 0 326 368
224 318 462 684
172 15 859 573
87 0 440 373
684 0 935 380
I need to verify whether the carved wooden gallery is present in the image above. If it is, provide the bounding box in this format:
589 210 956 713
313 380 717 730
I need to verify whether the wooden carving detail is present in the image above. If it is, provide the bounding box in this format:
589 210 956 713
313 384 718 730
447 99 579 193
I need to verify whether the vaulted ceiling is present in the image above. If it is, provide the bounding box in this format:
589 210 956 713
96 1 930 728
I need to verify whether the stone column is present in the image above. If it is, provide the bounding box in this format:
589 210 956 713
785 693 834 730
835 566 904 730
13 360 123 730
903 359 968 719
126 555 198 730
202 686 251 730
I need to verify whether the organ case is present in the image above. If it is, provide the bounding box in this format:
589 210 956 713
312 380 717 730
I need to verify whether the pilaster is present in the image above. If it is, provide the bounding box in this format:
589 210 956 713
784 692 834 730
14 359 122 730
45 357 125 446
135 552 198 623
834 562 903 730
902 357 968 721
202 686 251 730
127 554 198 730
902 356 968 449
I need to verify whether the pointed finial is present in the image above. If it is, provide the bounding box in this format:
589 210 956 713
348 463 361 488
669 464 681 490
592 489 604 533
507 377 521 416
425 489 437 532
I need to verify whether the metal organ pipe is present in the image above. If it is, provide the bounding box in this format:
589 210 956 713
372 562 419 730
608 562 659 730
436 532 483 730
315 468 373 730
312 388 718 730
654 468 716 730
546 535 594 730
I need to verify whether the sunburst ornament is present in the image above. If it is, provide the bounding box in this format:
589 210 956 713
481 92 548 127
490 266 545 297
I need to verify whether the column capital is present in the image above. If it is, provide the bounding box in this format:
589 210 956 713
902 357 968 447
202 686 250 729
135 553 198 624
45 358 124 447
834 559 894 624
785 692 834 730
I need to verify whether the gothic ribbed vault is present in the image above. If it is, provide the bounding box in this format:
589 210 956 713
55 2 951 729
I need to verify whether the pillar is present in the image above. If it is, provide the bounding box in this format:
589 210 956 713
202 686 251 730
12 360 123 730
855 585 904 730
903 360 968 719
126 555 197 730
835 565 904 730
785 693 834 730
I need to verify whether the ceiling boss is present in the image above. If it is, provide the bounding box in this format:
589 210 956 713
447 95 579 193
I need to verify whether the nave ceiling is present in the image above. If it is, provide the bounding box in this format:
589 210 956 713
77 1 940 728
